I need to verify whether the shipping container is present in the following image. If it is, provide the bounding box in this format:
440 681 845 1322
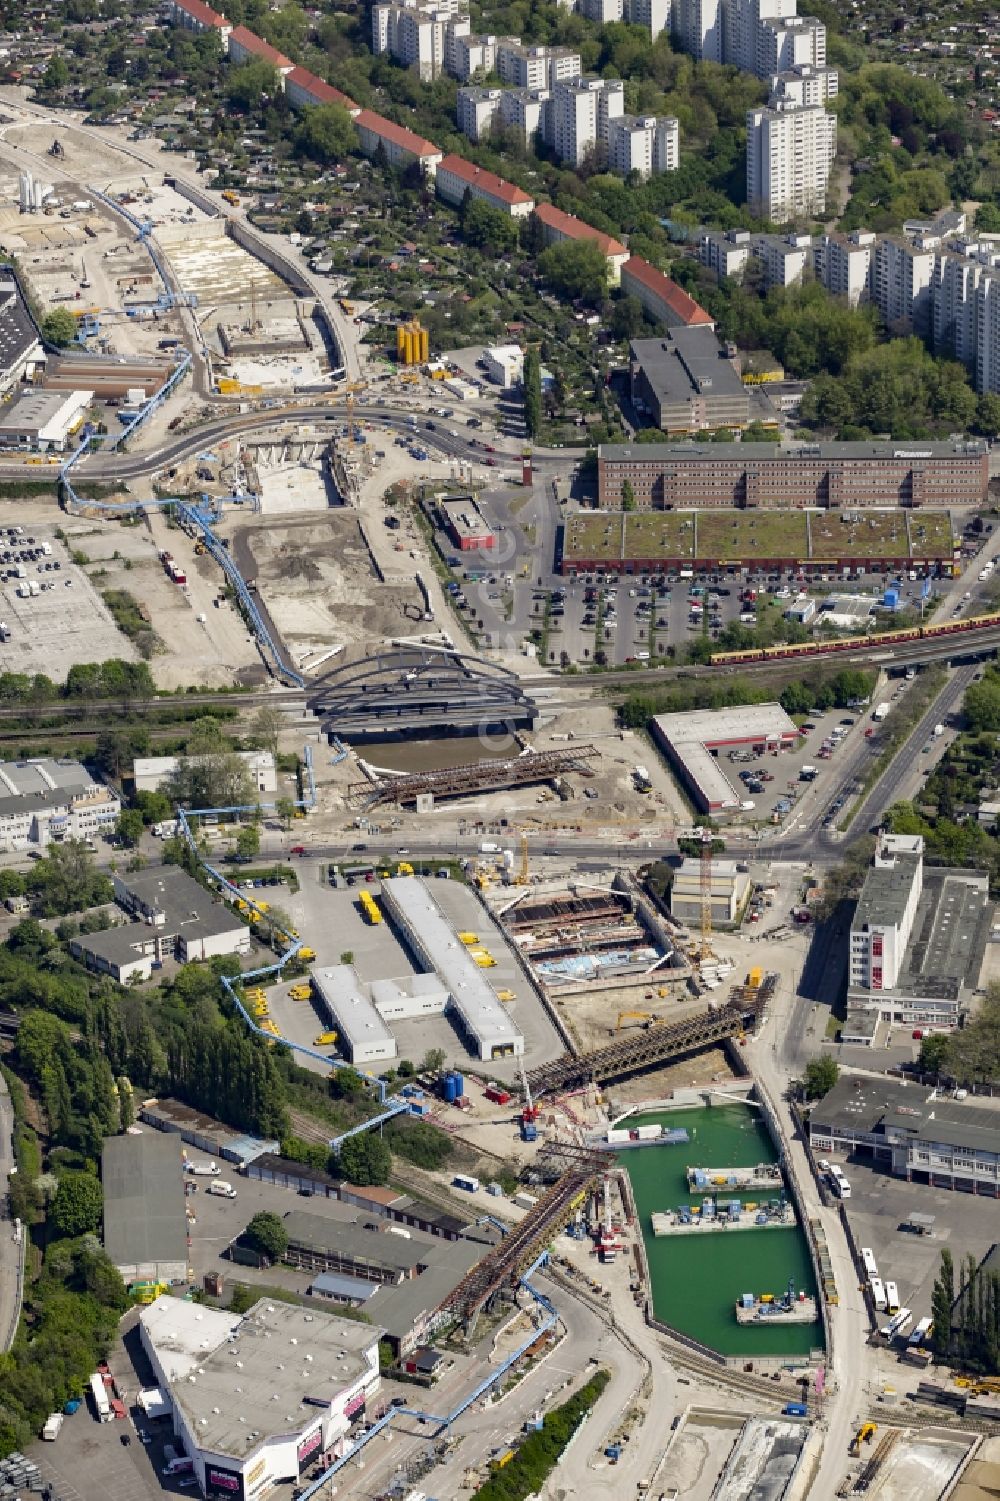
452 1174 479 1193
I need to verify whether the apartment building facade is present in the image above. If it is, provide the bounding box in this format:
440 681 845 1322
533 203 630 283
606 114 679 178
496 40 580 89
814 229 874 306
435 154 535 216
549 76 624 166
746 101 835 222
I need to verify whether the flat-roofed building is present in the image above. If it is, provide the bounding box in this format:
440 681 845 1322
629 331 749 436
808 1073 1000 1196
700 228 752 281
457 85 503 141
102 1132 188 1284
140 1297 383 1491
670 858 751 924
440 494 496 550
595 438 989 509
312 964 398 1065
0 756 119 852
814 229 874 306
650 703 798 812
0 388 92 451
132 749 276 795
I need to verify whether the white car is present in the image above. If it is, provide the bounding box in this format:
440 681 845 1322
741 800 755 811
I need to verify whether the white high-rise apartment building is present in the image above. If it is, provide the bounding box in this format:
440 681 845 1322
606 114 679 179
814 229 875 306
769 61 838 106
457 86 502 140
624 0 671 37
871 237 935 334
372 1 468 80
496 41 580 90
549 77 624 167
724 0 795 75
579 0 623 20
450 31 497 81
746 101 835 222
849 835 924 993
934 250 991 375
755 13 825 76
976 272 1000 395
501 87 551 143
672 0 723 61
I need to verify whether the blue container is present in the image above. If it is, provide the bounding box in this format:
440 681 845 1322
452 1071 464 1097
443 1074 459 1103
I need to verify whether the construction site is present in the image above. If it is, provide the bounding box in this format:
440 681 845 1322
348 743 596 808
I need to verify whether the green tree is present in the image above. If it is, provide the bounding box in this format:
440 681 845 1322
621 479 636 510
945 985 1000 1087
523 347 542 439
243 1211 289 1262
117 1077 135 1132
337 1133 391 1186
275 797 296 830
803 1055 839 1100
421 1047 447 1074
236 824 261 860
41 54 69 90
49 1171 103 1238
931 1247 955 1359
296 101 358 163
226 59 279 110
537 237 609 305
461 194 519 254
964 679 1000 733
42 308 79 346
116 809 145 848
249 706 283 761
918 1033 950 1077
330 1067 365 1099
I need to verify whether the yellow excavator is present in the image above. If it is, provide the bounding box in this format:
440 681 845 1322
612 1011 664 1034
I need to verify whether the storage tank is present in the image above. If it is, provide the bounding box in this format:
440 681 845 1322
416 325 429 362
451 1071 463 1097
396 324 407 360
442 1073 458 1103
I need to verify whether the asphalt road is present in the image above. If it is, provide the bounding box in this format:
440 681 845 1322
0 1070 21 1352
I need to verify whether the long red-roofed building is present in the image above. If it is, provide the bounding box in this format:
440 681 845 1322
285 65 360 117
355 109 443 176
533 203 630 284
228 24 295 77
620 256 714 330
435 154 534 219
169 0 231 42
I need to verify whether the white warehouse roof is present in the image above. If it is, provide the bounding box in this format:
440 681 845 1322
313 965 397 1062
651 703 797 812
380 877 523 1058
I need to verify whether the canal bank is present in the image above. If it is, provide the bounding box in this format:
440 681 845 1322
617 1093 827 1365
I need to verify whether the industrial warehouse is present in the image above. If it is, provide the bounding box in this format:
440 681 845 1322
650 704 799 814
312 877 525 1063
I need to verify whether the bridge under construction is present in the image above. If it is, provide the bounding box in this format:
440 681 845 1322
526 977 775 1096
349 743 598 807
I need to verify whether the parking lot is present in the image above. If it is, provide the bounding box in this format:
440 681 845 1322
834 1155 1000 1335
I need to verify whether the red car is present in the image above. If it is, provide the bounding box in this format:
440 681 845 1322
289 845 306 856
484 444 496 452
485 457 497 466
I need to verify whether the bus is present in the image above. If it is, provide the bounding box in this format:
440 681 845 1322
885 1281 900 1315
861 1248 879 1281
880 1308 912 1340
89 1372 111 1423
829 1166 851 1199
908 1317 933 1349
869 1277 887 1313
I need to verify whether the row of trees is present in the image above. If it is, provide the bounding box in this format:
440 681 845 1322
931 1247 1000 1372
918 989 1000 1091
620 668 875 730
472 1368 611 1501
0 658 155 709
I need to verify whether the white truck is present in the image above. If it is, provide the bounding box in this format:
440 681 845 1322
933 723 945 737
41 1412 64 1441
208 1180 237 1199
872 702 890 722
185 1160 221 1177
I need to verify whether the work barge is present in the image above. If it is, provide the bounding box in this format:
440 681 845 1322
652 1195 796 1235
736 1281 818 1325
688 1163 783 1190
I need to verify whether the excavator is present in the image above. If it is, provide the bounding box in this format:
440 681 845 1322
611 1011 665 1035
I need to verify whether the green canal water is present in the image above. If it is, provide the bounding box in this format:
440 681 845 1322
619 1103 823 1357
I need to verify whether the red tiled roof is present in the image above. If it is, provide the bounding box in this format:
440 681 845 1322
621 256 714 326
355 108 441 160
437 154 533 207
229 25 293 69
286 65 358 114
174 0 229 28
535 202 627 259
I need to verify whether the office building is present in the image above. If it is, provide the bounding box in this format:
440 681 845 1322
814 229 874 306
846 833 991 1031
606 114 679 179
672 0 723 60
102 1133 188 1285
70 866 250 984
132 750 277 795
435 154 534 216
808 1074 1000 1197
651 703 798 813
596 437 989 510
700 228 752 281
746 101 835 221
849 833 924 993
140 1297 383 1490
0 388 92 451
871 236 935 335
0 757 119 852
355 109 443 175
534 204 630 284
619 257 715 329
549 76 624 167
629 330 749 435
768 61 837 105
496 41 580 90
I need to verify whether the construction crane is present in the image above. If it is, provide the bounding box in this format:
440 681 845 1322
518 1059 538 1141
515 831 530 886
683 826 716 963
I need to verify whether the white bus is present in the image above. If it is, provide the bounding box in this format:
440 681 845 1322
880 1308 912 1340
885 1281 900 1315
908 1316 933 1348
869 1277 887 1313
861 1247 879 1280
89 1372 111 1424
829 1167 851 1199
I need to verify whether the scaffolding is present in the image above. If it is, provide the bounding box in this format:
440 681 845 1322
349 744 597 808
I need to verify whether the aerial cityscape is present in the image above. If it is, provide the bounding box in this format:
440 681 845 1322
0 0 997 1497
